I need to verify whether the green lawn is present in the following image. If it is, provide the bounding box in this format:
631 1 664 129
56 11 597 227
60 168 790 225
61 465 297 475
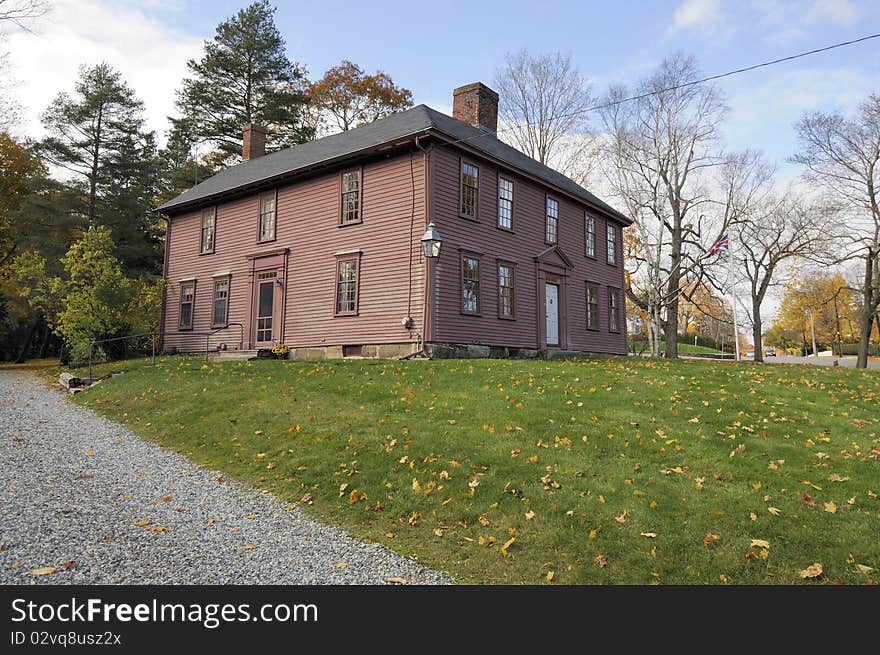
68 356 879 584
677 343 725 355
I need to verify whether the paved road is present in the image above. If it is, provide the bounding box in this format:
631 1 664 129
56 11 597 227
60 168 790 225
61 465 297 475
0 371 448 585
757 355 879 370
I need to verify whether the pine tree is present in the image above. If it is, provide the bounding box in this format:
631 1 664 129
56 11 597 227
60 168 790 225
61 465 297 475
172 0 312 165
38 62 160 276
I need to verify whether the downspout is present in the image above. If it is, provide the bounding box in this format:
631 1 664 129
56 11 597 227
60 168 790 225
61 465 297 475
402 133 433 360
158 211 170 353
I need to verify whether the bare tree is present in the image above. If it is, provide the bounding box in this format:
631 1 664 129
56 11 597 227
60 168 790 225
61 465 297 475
735 193 832 362
0 0 48 31
793 94 880 368
601 53 743 358
0 38 22 130
493 50 595 178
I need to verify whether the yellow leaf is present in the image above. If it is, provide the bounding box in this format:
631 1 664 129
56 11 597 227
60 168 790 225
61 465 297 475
348 489 366 504
594 554 608 568
432 528 445 537
704 532 720 546
640 532 657 538
546 570 555 582
767 507 781 516
750 539 770 549
339 483 349 497
245 514 256 520
799 563 824 579
649 500 657 509
823 501 837 513
411 478 421 494
134 520 150 527
336 562 348 569
855 564 875 574
26 566 56 576
150 526 168 533
525 510 536 520
749 512 758 521
385 577 407 585
86 450 94 456
614 509 628 524
500 537 516 556
243 544 257 551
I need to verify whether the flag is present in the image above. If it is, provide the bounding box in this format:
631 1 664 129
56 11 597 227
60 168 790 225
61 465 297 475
706 234 729 257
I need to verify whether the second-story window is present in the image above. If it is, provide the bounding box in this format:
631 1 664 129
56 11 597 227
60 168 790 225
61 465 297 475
498 176 513 229
585 213 596 258
546 197 558 244
201 208 215 253
341 170 361 224
462 256 480 313
461 161 479 218
607 223 617 265
259 193 276 241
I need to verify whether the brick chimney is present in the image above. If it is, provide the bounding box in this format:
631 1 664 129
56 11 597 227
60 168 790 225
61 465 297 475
452 82 499 133
242 124 267 160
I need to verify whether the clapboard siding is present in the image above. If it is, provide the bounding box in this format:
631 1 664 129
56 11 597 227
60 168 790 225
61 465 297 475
163 152 426 351
429 145 628 354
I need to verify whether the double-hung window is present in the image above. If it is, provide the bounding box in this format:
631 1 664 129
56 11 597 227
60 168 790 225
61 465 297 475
212 279 229 326
259 193 276 241
498 263 514 318
585 213 596 258
498 177 513 230
546 197 558 244
201 208 215 253
335 258 359 315
462 256 480 313
586 283 599 330
341 170 361 224
607 224 617 265
461 162 479 218
608 287 620 332
179 282 195 329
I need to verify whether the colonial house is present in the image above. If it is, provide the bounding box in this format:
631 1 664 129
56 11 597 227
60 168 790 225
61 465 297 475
157 82 631 359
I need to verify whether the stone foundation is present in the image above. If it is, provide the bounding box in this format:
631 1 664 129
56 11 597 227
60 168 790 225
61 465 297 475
281 341 609 361
289 342 419 360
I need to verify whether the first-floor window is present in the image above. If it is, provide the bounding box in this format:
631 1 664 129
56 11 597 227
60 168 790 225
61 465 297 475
586 283 599 330
498 263 514 317
336 258 358 314
608 287 620 332
462 256 480 313
179 282 195 329
212 279 229 326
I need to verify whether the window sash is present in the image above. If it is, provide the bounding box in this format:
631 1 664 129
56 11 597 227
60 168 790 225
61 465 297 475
609 288 620 332
498 264 514 317
179 284 194 329
201 209 215 253
341 171 360 223
259 194 275 241
607 224 617 265
212 280 229 326
546 198 558 243
498 177 513 229
461 162 479 217
586 284 599 330
336 259 358 314
462 256 480 313
585 214 596 257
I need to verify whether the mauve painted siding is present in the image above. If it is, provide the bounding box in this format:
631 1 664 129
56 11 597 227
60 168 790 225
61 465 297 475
429 145 628 354
163 152 425 351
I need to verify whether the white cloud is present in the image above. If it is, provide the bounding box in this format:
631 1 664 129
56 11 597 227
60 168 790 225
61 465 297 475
3 0 203 144
667 0 724 37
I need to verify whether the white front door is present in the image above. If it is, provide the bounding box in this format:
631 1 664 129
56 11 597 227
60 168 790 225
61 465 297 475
545 283 559 346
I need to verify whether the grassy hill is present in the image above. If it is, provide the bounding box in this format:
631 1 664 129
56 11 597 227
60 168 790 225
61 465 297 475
68 355 880 584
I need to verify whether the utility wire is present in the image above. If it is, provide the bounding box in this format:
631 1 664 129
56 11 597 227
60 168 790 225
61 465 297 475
445 32 880 149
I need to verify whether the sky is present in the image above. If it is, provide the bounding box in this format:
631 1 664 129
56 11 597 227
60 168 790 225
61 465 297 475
3 0 879 332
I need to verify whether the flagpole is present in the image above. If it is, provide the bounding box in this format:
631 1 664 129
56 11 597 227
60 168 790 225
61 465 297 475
728 236 741 362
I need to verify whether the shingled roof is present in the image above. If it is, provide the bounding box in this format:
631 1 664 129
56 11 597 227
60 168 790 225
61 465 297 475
158 104 630 223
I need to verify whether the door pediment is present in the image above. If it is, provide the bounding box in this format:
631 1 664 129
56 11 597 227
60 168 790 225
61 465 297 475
534 245 574 270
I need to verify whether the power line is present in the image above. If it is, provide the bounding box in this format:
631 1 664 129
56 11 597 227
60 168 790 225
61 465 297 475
447 32 880 149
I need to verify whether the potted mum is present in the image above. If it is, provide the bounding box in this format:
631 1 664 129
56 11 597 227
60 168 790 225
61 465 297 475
271 343 290 360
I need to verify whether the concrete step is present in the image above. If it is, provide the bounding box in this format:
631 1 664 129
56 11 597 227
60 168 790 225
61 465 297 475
208 349 259 362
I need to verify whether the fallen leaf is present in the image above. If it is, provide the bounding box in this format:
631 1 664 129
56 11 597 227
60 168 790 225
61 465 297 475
85 450 94 456
767 507 781 516
150 526 168 533
594 554 608 568
245 514 256 520
640 532 657 538
411 478 421 494
335 562 348 569
478 515 490 527
868 490 878 500
802 493 816 507
704 533 720 546
243 544 257 551
824 502 837 514
828 474 850 482
26 567 56 576
799 563 824 579
750 539 770 549
348 489 366 504
855 564 875 574
546 571 555 582
385 577 407 585
62 560 75 570
525 510 536 520
500 537 516 556
614 509 628 524
134 520 150 527
161 495 172 502
749 512 758 521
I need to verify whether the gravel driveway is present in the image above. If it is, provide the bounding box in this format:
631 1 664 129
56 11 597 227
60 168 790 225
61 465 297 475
0 371 449 585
